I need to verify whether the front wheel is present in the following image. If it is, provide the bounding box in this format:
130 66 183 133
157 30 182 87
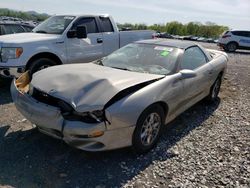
28 58 56 77
132 104 165 153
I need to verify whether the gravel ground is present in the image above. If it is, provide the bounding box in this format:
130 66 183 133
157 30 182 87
0 42 249 188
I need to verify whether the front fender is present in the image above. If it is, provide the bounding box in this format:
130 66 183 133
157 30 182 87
106 73 182 130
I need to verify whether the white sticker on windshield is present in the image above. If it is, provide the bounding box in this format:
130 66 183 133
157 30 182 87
64 16 75 20
154 46 173 51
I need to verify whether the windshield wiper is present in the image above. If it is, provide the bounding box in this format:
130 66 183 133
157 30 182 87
96 59 103 66
110 66 130 71
35 30 47 33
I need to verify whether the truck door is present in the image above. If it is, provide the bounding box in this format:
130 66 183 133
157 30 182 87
66 17 104 64
98 16 119 56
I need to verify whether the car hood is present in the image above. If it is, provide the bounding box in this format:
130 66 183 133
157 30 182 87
0 33 61 44
31 63 164 112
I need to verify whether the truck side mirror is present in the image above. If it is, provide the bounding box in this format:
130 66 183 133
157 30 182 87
76 25 87 39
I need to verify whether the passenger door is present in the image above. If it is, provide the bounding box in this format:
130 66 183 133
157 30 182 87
99 16 119 56
66 17 104 64
179 46 213 108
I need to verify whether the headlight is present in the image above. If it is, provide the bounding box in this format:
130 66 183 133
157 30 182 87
1 47 23 62
89 110 105 122
63 109 106 123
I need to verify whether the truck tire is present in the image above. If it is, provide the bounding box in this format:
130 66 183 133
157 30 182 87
226 42 237 52
29 58 56 76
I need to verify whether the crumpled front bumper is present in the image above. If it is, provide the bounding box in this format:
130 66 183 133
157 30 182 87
11 77 135 151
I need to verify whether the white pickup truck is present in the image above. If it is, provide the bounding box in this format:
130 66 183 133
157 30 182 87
0 14 154 77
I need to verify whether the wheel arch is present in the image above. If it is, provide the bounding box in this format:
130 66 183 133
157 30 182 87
25 52 63 71
148 101 169 117
226 41 239 47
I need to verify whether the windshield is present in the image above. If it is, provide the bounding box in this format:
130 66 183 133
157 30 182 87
33 16 75 34
100 43 179 75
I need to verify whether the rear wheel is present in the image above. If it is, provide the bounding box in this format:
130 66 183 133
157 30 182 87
28 58 56 77
226 42 237 52
206 75 222 102
132 104 165 153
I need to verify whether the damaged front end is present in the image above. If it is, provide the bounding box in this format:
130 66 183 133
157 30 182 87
11 72 134 151
11 70 162 151
30 86 110 125
13 72 109 125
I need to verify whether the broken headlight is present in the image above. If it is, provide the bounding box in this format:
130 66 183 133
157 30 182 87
63 109 106 123
89 110 104 122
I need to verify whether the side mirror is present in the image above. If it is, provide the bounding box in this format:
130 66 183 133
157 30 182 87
76 25 87 39
67 30 75 38
179 69 197 79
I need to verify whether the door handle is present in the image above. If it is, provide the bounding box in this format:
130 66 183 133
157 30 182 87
97 38 103 43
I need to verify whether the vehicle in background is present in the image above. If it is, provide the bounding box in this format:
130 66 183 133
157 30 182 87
172 35 183 40
183 35 193 40
207 38 215 43
197 37 208 42
158 32 173 39
190 36 199 41
218 30 250 52
0 14 154 77
11 39 228 153
0 21 34 35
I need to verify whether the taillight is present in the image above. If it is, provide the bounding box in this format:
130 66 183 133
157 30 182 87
222 35 231 38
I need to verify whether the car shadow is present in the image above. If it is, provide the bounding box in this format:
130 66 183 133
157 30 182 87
0 99 220 188
0 77 13 105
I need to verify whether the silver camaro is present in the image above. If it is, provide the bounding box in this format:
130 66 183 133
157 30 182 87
11 39 228 153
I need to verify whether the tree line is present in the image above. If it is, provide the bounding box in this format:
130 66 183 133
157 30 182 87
0 8 228 38
0 8 49 21
118 21 229 38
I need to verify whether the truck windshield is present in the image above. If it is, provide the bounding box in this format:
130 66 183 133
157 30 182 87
33 16 75 34
100 43 178 75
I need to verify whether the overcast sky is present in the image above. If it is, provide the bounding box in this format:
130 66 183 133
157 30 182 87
1 0 250 29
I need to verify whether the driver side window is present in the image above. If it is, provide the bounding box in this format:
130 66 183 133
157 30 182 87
72 17 99 34
180 46 207 70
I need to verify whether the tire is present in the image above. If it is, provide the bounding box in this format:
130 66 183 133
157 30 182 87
226 42 237 52
206 75 222 102
28 58 56 77
132 104 165 153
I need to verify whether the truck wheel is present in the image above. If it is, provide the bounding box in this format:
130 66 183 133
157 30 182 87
132 104 165 154
226 42 237 52
29 58 56 76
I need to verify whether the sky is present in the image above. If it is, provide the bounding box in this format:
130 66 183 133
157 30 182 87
1 0 250 29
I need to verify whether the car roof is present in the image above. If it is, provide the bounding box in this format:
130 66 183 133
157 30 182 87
136 39 196 49
230 29 250 32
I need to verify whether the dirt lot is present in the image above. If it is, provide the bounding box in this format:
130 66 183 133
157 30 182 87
0 42 249 188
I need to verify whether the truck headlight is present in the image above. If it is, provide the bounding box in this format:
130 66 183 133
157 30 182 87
1 47 23 62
